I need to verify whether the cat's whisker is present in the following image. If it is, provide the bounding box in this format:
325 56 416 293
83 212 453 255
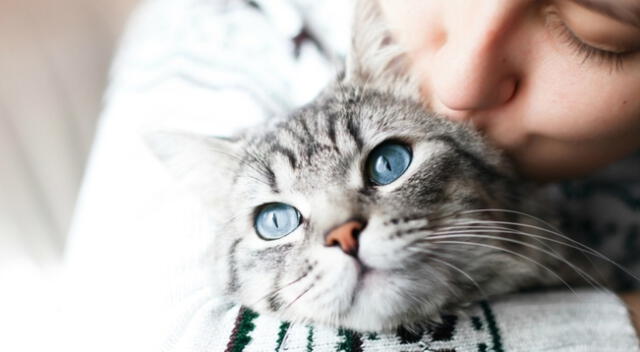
444 217 579 246
453 208 561 232
283 282 316 312
276 321 294 352
406 246 470 268
401 220 559 254
404 213 452 225
400 208 486 225
423 263 463 301
402 207 559 234
250 272 310 308
426 233 605 292
432 240 579 296
430 219 608 270
430 224 611 289
432 225 581 258
432 224 586 273
437 219 640 284
427 255 488 300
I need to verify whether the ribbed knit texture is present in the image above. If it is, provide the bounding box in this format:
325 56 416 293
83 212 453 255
206 291 639 351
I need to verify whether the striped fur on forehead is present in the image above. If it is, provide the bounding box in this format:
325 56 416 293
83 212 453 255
234 85 511 195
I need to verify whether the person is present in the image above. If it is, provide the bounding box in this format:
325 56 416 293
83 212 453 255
378 0 640 180
375 0 640 333
60 0 640 350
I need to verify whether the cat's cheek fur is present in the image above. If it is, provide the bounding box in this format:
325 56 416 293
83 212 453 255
288 249 360 322
358 216 425 270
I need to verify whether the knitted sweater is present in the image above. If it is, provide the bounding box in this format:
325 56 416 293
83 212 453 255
62 0 640 350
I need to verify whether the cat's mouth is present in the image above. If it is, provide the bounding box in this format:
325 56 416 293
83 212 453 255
351 256 389 299
354 258 373 282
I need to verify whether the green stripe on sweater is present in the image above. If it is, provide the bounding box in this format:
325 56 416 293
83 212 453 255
306 325 314 352
480 301 504 352
336 328 363 352
225 307 259 352
275 321 291 351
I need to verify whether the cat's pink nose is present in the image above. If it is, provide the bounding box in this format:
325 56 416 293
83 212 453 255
325 220 365 256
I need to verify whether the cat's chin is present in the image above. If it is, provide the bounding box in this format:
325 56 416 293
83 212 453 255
258 252 456 332
294 268 448 332
338 275 447 332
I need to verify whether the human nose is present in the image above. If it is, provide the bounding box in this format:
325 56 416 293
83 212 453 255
426 1 521 116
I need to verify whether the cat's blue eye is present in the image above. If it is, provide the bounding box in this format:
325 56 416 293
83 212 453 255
366 142 412 185
255 203 301 240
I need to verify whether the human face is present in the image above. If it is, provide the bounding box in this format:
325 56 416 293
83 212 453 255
377 0 640 181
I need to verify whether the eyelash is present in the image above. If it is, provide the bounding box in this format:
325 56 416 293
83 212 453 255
546 11 629 71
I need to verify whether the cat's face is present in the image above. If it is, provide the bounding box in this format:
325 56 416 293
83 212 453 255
170 87 555 331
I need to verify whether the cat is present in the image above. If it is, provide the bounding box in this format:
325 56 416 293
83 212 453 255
146 0 609 332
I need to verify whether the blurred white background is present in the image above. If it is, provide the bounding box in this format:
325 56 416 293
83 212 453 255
0 0 138 280
0 3 140 348
0 0 136 270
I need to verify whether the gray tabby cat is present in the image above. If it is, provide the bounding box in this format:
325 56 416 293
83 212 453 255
147 0 605 332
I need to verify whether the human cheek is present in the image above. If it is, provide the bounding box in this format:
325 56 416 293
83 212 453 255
523 54 640 143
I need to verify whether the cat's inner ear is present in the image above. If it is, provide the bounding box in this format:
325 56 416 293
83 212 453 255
144 130 242 201
344 0 419 99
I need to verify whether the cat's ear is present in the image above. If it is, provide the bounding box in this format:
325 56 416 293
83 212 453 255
344 0 419 98
144 130 242 203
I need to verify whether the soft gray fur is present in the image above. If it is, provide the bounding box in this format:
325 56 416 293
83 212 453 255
146 0 598 332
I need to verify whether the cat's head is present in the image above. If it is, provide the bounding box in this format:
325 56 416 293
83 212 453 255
145 0 560 331
146 93 557 331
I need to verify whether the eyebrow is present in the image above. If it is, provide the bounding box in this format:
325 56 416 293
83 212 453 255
573 0 640 28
